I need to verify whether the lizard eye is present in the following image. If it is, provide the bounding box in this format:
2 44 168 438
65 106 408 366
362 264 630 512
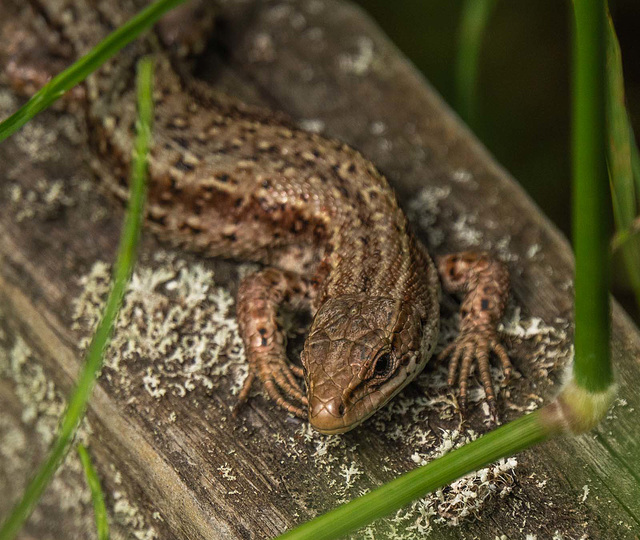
373 352 393 378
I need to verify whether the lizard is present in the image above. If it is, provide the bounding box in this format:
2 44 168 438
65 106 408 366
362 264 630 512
3 0 512 435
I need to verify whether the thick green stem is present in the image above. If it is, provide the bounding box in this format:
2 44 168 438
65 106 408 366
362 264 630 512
605 10 640 308
572 0 612 392
0 57 154 540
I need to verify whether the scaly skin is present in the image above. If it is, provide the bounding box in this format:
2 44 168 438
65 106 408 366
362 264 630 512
4 0 511 433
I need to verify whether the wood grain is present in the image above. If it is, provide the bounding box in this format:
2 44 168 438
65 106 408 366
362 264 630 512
0 0 638 538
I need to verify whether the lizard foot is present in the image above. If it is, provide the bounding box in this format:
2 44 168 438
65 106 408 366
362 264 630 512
235 357 307 419
435 251 511 420
439 328 512 418
234 268 311 420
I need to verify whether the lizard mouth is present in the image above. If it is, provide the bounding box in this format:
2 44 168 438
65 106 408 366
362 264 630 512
308 385 399 434
310 405 377 434
308 352 431 435
307 387 379 434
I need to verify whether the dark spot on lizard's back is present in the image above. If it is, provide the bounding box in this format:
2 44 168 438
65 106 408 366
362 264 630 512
148 214 167 227
361 276 370 292
290 218 310 233
217 174 237 185
173 137 189 149
179 221 203 234
175 158 195 172
224 232 237 242
169 177 182 192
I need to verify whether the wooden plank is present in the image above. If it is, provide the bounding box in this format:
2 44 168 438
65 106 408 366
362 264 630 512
0 0 639 538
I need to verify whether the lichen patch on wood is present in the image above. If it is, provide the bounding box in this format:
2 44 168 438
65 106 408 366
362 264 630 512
72 255 248 399
64 247 570 537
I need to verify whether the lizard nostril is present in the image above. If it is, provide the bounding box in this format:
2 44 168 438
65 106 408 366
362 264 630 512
309 395 351 434
320 397 346 418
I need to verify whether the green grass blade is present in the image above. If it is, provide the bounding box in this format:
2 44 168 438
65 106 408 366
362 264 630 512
0 0 184 143
605 9 640 308
455 0 497 126
0 56 154 540
277 411 554 540
77 445 110 540
611 216 640 252
571 0 612 392
631 127 640 195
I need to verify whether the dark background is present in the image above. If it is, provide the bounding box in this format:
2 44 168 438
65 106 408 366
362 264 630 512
354 0 640 318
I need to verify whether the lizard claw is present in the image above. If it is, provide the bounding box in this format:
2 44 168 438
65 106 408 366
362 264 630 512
233 359 308 420
439 328 512 420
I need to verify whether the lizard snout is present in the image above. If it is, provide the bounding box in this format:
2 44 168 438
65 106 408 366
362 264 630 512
308 396 349 434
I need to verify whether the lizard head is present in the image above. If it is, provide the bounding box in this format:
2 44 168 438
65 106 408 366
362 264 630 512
301 294 437 434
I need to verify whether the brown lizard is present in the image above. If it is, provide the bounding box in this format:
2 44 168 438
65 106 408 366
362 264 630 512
3 0 512 434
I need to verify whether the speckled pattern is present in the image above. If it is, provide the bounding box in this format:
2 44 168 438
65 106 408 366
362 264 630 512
7 0 511 433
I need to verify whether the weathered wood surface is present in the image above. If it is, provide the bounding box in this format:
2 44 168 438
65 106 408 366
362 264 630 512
0 0 639 539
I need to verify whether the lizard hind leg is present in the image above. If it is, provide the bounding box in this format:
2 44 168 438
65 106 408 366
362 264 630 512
436 251 512 420
235 268 311 419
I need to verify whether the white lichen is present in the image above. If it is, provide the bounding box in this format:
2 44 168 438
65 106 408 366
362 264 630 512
112 488 157 540
72 255 247 400
339 36 375 75
406 185 451 247
217 463 237 481
580 484 589 503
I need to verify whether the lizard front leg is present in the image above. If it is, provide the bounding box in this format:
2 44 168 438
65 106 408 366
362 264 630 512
236 268 311 418
437 251 511 418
